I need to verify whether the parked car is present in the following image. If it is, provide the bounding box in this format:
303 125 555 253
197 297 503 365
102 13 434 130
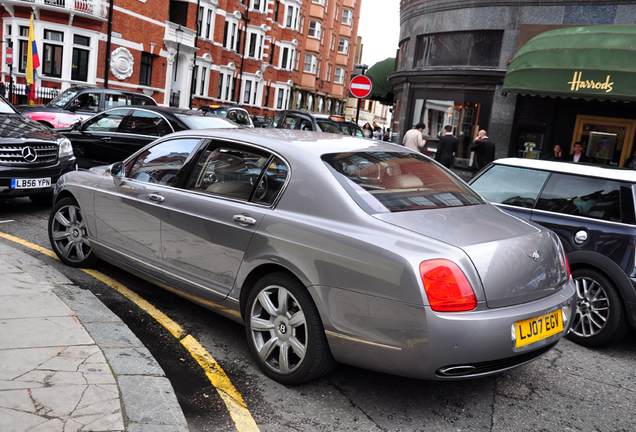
0 95 75 206
48 130 575 384
16 86 157 129
469 158 636 347
59 106 239 168
197 104 254 127
270 110 364 137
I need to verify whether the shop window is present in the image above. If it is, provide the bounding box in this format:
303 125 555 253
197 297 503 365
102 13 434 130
414 30 503 68
571 115 636 167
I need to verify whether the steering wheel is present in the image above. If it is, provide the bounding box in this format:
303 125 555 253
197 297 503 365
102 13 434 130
131 171 158 184
254 175 269 201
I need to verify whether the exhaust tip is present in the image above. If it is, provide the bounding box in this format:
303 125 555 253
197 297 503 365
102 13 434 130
436 365 477 377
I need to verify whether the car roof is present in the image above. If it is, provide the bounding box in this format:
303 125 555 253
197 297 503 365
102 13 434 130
162 128 407 159
490 158 636 183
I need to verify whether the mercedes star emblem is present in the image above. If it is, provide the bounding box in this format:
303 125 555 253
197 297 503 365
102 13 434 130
21 146 37 162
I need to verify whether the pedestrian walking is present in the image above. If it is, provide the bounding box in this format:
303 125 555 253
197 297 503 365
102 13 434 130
470 130 495 173
435 125 458 168
402 122 426 152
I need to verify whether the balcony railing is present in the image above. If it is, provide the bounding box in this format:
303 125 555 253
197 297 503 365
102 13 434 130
6 0 109 20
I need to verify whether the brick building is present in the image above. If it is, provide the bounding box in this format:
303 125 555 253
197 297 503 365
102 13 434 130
0 0 361 117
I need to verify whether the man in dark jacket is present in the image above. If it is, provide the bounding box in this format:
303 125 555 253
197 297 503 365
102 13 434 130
435 125 458 168
471 130 496 172
565 142 590 163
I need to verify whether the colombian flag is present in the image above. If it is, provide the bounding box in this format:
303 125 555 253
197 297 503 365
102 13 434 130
26 14 39 104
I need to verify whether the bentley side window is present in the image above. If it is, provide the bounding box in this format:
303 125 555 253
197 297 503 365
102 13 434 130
126 138 200 187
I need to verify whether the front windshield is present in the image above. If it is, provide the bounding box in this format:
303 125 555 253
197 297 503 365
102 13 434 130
178 115 240 129
0 96 16 114
323 151 484 213
47 88 82 108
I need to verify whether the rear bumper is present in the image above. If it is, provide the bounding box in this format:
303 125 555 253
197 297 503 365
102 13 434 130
315 279 576 380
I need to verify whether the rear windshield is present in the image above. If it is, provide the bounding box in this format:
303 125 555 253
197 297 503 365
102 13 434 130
178 115 240 130
323 151 484 213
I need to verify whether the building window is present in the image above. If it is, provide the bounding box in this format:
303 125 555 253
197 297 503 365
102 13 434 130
334 67 344 84
277 88 284 109
338 38 349 54
206 9 213 39
218 73 224 98
198 6 204 37
304 54 317 74
312 0 324 4
243 80 251 104
224 21 239 51
191 66 198 97
71 35 90 82
414 30 503 68
308 20 321 39
139 52 153 86
342 9 352 26
42 30 64 78
18 26 28 73
280 46 295 70
252 0 265 12
200 67 207 96
284 4 299 30
274 0 280 23
248 33 257 57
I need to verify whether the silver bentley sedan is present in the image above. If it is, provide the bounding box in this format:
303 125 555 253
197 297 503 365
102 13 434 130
48 128 576 385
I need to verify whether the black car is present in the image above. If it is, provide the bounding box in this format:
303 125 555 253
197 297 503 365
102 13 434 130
0 96 76 205
59 105 239 168
16 86 157 129
270 110 364 137
469 158 636 347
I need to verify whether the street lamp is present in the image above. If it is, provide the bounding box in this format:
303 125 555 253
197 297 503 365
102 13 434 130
234 10 250 104
171 25 184 107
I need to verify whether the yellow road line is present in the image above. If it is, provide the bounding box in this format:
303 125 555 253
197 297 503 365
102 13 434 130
0 230 259 432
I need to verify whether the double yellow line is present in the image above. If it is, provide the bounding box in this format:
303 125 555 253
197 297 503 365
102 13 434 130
0 231 259 432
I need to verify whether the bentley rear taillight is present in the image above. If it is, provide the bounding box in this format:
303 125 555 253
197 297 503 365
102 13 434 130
420 259 477 312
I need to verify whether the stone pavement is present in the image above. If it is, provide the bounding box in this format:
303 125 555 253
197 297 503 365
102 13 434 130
0 241 189 432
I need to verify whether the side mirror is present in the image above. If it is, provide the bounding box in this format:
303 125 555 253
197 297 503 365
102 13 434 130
68 100 81 112
108 162 125 186
71 120 82 131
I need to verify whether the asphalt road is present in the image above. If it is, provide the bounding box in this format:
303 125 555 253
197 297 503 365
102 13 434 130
2 197 635 432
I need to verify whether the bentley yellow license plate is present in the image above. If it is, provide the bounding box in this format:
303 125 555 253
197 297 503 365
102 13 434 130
515 309 563 348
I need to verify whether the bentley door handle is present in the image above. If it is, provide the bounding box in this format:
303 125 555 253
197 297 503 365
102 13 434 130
233 214 256 225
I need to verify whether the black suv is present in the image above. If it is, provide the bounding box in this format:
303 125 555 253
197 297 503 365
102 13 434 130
0 96 76 205
270 110 364 137
469 158 636 347
16 86 156 129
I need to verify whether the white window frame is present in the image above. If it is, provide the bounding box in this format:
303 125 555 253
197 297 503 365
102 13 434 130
284 3 300 30
338 38 349 54
278 42 295 70
304 54 317 74
224 17 239 51
334 66 345 84
342 9 353 26
308 20 321 39
251 0 266 13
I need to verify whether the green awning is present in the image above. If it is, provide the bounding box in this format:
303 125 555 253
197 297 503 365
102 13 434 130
366 57 395 104
502 25 636 102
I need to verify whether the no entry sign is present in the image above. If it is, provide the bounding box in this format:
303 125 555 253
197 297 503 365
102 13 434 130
350 75 372 98
5 47 12 66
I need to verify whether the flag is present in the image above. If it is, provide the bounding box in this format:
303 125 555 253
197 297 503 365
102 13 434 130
26 14 39 105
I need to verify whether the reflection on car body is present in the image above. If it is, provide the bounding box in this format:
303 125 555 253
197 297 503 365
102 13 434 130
48 130 575 385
